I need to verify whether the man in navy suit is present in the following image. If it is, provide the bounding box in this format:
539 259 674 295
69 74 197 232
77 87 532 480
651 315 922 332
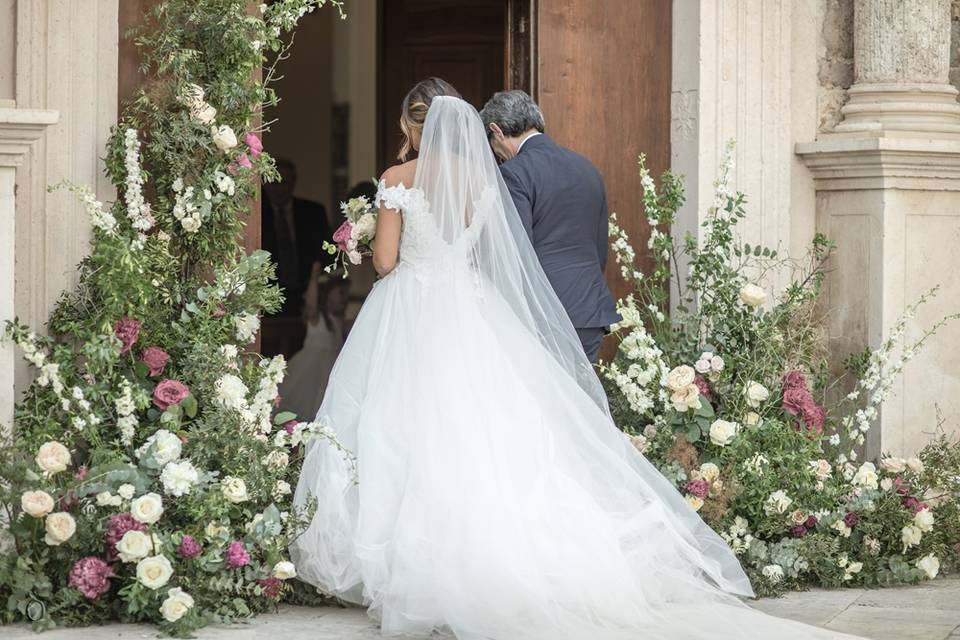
480 90 620 363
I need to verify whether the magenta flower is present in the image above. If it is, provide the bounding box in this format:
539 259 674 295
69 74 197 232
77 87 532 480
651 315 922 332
843 512 859 528
153 379 190 410
685 479 710 500
804 515 818 529
225 541 251 569
74 465 88 482
244 132 263 157
332 220 354 252
791 525 807 538
284 420 299 436
782 370 808 390
177 535 202 559
104 513 147 561
141 346 170 377
114 317 141 354
693 375 712 401
258 577 283 599
69 557 115 600
237 153 253 170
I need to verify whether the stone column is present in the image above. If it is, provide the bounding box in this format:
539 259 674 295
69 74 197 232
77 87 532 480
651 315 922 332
836 0 960 132
797 0 960 457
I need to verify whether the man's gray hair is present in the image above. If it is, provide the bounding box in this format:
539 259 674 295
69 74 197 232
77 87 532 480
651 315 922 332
479 90 545 137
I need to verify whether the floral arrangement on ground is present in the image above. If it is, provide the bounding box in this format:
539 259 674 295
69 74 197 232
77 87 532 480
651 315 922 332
602 143 960 596
0 0 347 635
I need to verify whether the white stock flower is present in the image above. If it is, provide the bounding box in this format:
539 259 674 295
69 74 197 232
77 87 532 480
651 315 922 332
764 490 792 515
21 490 55 518
137 555 174 589
272 560 297 580
916 554 940 579
215 374 250 411
160 587 195 623
221 476 249 503
36 441 72 474
739 283 767 307
743 381 769 408
832 520 852 538
44 512 76 546
161 460 200 497
131 493 164 524
210 124 238 151
117 530 153 562
709 419 739 446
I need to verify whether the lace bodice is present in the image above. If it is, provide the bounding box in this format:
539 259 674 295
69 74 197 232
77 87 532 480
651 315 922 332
374 180 493 269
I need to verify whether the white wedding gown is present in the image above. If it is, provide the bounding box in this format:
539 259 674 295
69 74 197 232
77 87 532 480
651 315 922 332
291 97 862 640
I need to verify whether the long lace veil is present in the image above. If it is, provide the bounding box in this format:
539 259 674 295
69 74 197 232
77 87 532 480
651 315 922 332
413 96 610 413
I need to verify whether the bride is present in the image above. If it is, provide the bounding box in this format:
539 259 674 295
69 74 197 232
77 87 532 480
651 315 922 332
291 78 861 640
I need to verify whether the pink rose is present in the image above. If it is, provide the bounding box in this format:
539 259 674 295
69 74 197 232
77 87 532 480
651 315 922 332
244 132 263 157
141 347 170 377
782 387 809 417
114 317 141 354
332 220 354 252
153 379 190 410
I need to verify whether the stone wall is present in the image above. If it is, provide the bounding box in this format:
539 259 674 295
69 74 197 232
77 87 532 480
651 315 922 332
818 0 854 131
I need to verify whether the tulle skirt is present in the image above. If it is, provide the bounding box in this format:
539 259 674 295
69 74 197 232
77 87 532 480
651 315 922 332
291 261 862 640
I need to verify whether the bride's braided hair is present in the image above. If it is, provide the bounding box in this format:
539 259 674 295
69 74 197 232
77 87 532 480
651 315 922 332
398 77 462 161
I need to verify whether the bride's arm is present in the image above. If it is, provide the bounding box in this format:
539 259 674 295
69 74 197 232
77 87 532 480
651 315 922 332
373 205 401 277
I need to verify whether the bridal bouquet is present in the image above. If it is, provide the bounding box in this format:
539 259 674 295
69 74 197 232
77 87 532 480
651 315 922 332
324 195 378 276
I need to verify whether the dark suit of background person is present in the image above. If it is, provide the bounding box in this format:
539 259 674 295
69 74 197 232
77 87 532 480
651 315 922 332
262 159 333 316
498 133 620 363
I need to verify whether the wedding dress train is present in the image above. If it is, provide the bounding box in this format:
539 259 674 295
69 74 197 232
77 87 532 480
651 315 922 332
291 96 862 640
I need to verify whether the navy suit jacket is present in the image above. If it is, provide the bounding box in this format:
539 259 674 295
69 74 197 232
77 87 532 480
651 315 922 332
499 134 620 330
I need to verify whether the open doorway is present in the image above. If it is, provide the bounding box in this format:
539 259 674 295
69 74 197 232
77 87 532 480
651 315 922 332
260 0 532 359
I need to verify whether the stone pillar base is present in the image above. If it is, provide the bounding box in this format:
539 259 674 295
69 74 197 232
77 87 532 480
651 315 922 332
836 83 960 133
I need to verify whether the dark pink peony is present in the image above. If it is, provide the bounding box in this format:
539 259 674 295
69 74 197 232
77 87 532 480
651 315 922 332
693 375 712 401
791 525 808 538
69 557 115 600
153 379 190 410
141 346 170 377
782 387 809 418
332 220 354 252
177 535 202 559
804 515 818 529
844 512 859 528
244 132 263 157
114 317 141 354
104 513 147 561
782 370 808 390
258 577 283 599
686 479 710 500
225 541 251 568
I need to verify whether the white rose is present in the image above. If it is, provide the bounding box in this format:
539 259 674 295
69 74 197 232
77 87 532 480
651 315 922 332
764 490 793 515
131 493 164 524
137 555 174 589
96 491 122 507
809 459 832 480
709 419 740 446
193 102 217 125
743 381 769 408
699 462 720 483
43 512 76 546
851 462 878 490
264 450 289 471
739 283 767 307
670 384 703 413
352 213 377 241
136 429 182 467
665 365 696 392
761 564 784 583
685 495 704 511
901 524 923 551
210 124 238 151
221 476 249 503
630 434 648 454
832 520 852 538
21 490 54 518
880 456 906 473
160 587 195 623
161 460 200 497
116 530 153 562
36 441 71 474
916 554 940 579
272 560 297 580
906 457 925 474
118 484 136 500
273 480 292 499
347 249 362 265
914 508 935 533
694 358 712 374
710 355 724 372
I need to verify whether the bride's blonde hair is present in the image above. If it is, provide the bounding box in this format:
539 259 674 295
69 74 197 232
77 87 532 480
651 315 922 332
398 77 462 161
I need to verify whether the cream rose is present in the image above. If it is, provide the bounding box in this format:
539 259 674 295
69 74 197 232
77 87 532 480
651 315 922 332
764 490 793 515
670 384 702 412
852 462 879 490
917 554 940 579
810 458 832 480
36 441 71 474
193 102 217 125
739 283 767 307
160 587 195 622
352 213 377 241
210 125 238 151
790 510 807 526
273 480 292 499
137 554 174 589
880 456 906 473
221 476 249 503
914 508 935 533
699 462 720 483
264 450 289 471
21 490 54 518
131 492 164 524
118 484 136 500
685 495 704 512
116 530 153 562
272 560 297 580
630 434 648 454
906 457 925 474
44 512 76 546
665 365 696 392
743 381 769 408
901 524 923 551
709 419 740 446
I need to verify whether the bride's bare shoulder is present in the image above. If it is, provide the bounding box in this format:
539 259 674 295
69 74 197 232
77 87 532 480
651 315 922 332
380 159 417 189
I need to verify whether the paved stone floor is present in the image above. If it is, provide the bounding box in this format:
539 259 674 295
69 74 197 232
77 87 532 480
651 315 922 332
6 577 959 639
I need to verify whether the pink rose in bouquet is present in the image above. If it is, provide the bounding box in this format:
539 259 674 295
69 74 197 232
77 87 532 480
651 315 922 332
141 346 170 377
244 132 263 157
114 317 141 354
333 220 355 252
153 379 190 410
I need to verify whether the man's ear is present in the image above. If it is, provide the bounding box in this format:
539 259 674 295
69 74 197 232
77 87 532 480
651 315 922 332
488 123 504 140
